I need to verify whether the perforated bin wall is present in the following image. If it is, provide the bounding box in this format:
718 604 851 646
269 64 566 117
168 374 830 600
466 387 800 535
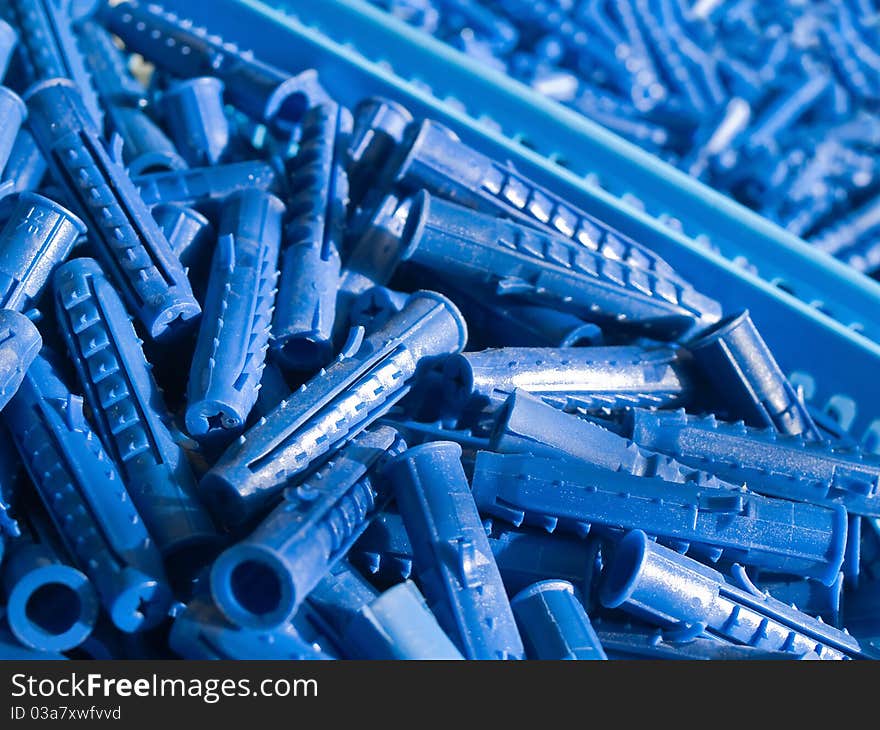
154 0 880 442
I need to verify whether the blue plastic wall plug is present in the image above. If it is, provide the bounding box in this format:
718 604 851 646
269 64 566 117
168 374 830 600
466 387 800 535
103 0 329 131
348 286 410 335
600 530 863 659
133 161 278 208
0 625 67 660
185 189 283 439
75 20 147 108
626 408 880 518
0 308 41 413
686 310 822 440
0 86 27 177
151 203 213 272
25 78 200 339
471 450 847 584
168 594 331 660
272 103 349 370
757 572 843 627
443 345 692 414
3 353 172 632
103 105 189 177
0 192 85 312
511 580 607 660
210 426 405 628
0 19 16 81
161 77 230 167
490 390 733 489
0 129 47 193
200 290 467 523
2 539 98 652
385 441 524 660
53 257 219 575
388 191 721 341
6 0 102 128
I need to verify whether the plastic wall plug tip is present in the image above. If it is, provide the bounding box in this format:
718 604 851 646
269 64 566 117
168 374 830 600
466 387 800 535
511 580 607 660
471 450 847 584
351 509 416 581
0 87 27 177
3 354 172 633
210 426 405 628
490 390 732 488
76 20 147 108
757 572 843 627
103 1 329 130
393 192 720 341
161 77 230 167
0 192 85 312
443 345 692 414
348 286 410 334
0 19 16 81
168 595 331 660
25 78 200 339
272 104 348 370
327 574 463 660
626 408 880 517
392 119 689 284
200 290 466 523
186 189 284 439
133 161 278 208
0 129 47 193
151 203 214 268
385 441 524 660
105 105 188 177
1 541 98 652
347 96 413 207
6 0 102 128
687 310 822 440
0 308 41 413
600 530 863 659
53 258 219 574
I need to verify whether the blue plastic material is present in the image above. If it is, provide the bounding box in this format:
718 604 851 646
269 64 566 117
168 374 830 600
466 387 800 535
53 258 219 571
0 192 85 311
385 441 524 660
272 103 348 369
490 390 731 488
443 345 692 414
2 539 98 652
6 0 102 128
103 0 329 130
0 86 26 176
510 580 606 660
687 310 821 440
348 286 409 334
25 78 200 339
0 19 16 80
169 594 331 660
600 530 863 659
211 426 404 627
152 203 214 269
0 625 67 660
133 161 278 207
471 450 847 584
0 129 46 193
0 308 41 413
150 0 880 441
200 290 467 522
843 578 880 654
75 20 147 108
105 105 189 177
627 409 880 518
393 192 722 340
161 77 231 166
757 572 843 628
186 189 283 438
3 354 172 633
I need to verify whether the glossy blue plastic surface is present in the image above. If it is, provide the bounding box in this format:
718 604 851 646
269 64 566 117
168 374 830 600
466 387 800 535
0 19 15 80
200 290 466 520
0 86 26 176
0 308 41 413
757 572 843 628
511 580 606 661
472 450 847 584
386 441 524 660
133 161 278 207
105 105 188 177
53 258 219 571
161 77 230 167
601 530 863 660
186 189 283 439
0 129 46 193
148 0 880 441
